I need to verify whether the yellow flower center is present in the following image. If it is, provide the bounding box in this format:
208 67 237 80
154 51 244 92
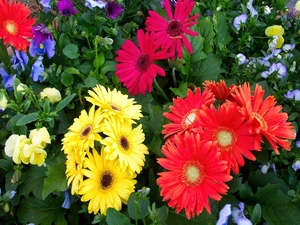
213 126 237 151
39 43 44 49
250 112 268 131
100 171 114 190
182 109 199 128
4 20 19 36
182 160 205 186
80 124 92 138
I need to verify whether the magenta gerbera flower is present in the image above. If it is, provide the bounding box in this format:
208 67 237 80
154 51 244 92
57 0 78 16
145 0 200 59
115 29 171 95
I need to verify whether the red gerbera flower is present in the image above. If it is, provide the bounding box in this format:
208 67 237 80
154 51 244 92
157 132 232 219
203 80 236 102
145 0 200 59
231 82 295 154
162 88 214 139
199 103 259 174
115 29 171 95
0 0 35 51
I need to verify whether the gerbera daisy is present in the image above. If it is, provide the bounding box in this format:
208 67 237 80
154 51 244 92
61 105 103 154
0 0 35 51
100 117 148 174
198 103 259 174
162 88 214 139
85 85 143 123
157 132 232 219
57 0 78 16
203 80 236 102
231 82 295 154
79 148 136 215
145 0 200 59
65 145 85 195
115 29 171 95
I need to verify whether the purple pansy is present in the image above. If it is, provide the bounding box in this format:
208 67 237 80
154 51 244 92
11 50 29 72
284 90 300 100
29 38 56 59
105 2 123 19
233 14 248 31
32 23 53 45
0 68 16 91
232 203 253 225
40 0 51 13
85 0 107 9
292 160 300 171
247 0 258 17
57 0 78 16
216 204 232 225
261 62 287 79
30 56 45 82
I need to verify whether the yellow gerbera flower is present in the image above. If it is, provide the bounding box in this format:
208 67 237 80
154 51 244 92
85 85 143 124
65 145 85 195
265 25 284 48
62 105 103 154
79 148 136 215
101 117 149 174
296 1 300 11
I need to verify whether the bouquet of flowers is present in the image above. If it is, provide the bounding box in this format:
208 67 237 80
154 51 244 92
0 0 300 224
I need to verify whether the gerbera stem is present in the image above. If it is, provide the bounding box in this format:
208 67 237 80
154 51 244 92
0 39 12 73
153 78 170 102
172 67 177 87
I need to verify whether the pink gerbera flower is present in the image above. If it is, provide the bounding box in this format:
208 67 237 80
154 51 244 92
115 29 171 95
145 0 200 59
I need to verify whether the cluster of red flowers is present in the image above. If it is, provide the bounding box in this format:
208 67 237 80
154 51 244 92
115 0 200 95
157 80 295 219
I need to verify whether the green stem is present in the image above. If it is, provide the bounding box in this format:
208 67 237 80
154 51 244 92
134 201 138 225
172 67 177 87
0 39 12 73
153 78 170 102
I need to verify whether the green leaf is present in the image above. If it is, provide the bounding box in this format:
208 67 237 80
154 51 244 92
16 112 39 126
166 210 216 225
18 165 47 199
170 82 188 98
84 77 98 88
64 67 81 76
0 159 13 171
212 11 232 46
56 93 76 112
42 155 67 200
93 52 105 69
251 203 262 224
198 17 215 53
17 195 67 225
63 44 80 59
60 72 74 87
239 182 255 200
100 60 116 74
77 61 94 75
127 192 150 220
106 208 132 225
59 33 71 50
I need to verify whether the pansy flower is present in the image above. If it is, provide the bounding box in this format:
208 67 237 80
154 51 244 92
40 0 52 13
57 0 78 16
29 38 56 59
265 25 285 48
32 23 53 45
30 56 45 82
11 50 29 72
85 0 107 9
233 14 248 31
0 68 16 91
105 2 123 18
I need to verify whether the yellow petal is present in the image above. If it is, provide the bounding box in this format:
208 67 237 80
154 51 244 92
265 25 284 37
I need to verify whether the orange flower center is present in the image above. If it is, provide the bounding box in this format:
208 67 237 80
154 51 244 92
4 20 19 36
167 20 182 38
182 109 199 128
213 126 237 151
80 124 92 138
182 160 205 186
250 112 268 131
100 171 114 190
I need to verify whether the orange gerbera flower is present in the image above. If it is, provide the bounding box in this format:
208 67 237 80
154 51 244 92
199 103 259 174
157 132 232 219
162 88 214 140
203 80 236 102
0 0 35 51
232 82 295 154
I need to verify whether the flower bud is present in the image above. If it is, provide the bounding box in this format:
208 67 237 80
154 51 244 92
16 83 29 95
0 93 8 112
40 87 62 103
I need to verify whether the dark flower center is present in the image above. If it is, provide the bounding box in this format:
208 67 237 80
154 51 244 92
120 136 129 150
135 54 151 72
167 20 182 37
62 9 70 15
100 171 113 190
80 125 92 138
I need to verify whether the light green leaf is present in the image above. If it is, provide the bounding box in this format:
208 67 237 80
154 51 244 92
64 67 81 75
42 155 67 200
59 33 71 50
170 82 188 98
16 112 39 126
100 60 116 74
197 17 215 53
106 208 132 225
60 72 74 87
56 93 76 112
63 44 79 59
127 192 150 220
77 61 93 75
93 52 105 69
84 77 98 88
212 11 233 46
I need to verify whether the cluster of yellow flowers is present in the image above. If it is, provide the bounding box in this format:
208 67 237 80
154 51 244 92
61 85 149 215
4 127 51 166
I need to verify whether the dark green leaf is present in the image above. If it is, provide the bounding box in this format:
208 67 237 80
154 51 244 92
60 72 74 87
56 93 76 112
166 210 216 225
100 60 116 74
127 192 150 220
170 82 188 98
251 203 261 224
0 159 13 171
63 44 79 59
198 17 215 53
106 208 132 225
84 77 98 88
77 61 94 75
59 33 71 50
16 113 39 126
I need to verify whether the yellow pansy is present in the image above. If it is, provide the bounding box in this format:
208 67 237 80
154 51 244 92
29 127 51 147
265 25 285 48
